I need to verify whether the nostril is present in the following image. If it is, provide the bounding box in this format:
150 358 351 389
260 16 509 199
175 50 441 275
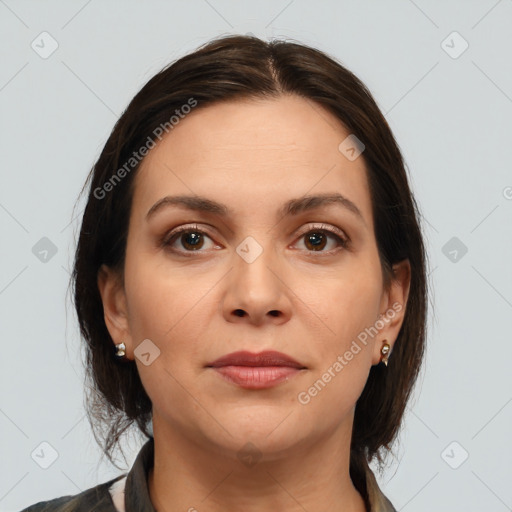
234 309 245 317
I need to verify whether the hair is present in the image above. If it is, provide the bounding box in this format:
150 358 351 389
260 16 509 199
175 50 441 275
71 34 428 506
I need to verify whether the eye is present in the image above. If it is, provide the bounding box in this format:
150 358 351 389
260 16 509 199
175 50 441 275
161 224 218 253
293 224 349 253
161 223 349 255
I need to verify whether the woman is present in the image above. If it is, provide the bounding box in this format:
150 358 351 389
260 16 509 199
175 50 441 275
22 34 428 512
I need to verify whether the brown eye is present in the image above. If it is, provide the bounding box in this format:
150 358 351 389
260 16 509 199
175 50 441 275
295 225 349 253
162 225 216 253
177 231 205 251
304 231 328 251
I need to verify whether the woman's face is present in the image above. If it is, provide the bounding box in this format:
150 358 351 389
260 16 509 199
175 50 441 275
99 95 409 459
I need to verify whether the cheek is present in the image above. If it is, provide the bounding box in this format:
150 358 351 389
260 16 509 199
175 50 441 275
297 277 376 414
124 246 197 333
123 249 223 370
306 262 382 340
296 341 372 423
123 254 213 406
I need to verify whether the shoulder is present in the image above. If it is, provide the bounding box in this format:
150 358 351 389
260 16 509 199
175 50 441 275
19 475 126 512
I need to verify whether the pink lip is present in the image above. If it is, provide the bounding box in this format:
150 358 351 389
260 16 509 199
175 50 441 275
212 366 303 389
207 350 305 369
206 350 307 390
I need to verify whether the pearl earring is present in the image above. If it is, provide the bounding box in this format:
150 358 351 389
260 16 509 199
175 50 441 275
380 341 391 366
115 342 126 358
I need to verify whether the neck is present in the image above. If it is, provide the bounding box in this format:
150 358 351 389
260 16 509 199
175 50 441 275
147 413 366 512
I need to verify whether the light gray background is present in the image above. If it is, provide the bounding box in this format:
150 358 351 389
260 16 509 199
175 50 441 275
1 1 511 511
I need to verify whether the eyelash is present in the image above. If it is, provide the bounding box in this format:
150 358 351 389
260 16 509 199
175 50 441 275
160 223 349 256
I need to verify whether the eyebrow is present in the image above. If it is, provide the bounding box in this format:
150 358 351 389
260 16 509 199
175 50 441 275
146 192 366 225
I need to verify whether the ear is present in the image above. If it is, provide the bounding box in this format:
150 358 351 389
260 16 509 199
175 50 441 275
97 264 133 360
372 259 411 366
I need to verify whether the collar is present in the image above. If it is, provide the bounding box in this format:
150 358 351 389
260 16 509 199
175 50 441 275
123 438 156 512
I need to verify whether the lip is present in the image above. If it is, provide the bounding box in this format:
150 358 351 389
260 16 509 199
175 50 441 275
206 350 307 390
207 350 305 369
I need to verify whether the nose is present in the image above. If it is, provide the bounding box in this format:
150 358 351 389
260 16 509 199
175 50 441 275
221 240 292 326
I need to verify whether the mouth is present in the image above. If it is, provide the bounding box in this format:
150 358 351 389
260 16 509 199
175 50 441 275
206 350 307 390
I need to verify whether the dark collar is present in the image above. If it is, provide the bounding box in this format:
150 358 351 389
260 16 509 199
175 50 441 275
124 437 157 512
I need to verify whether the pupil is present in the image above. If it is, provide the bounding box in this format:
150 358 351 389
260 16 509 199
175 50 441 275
307 232 326 250
184 232 202 249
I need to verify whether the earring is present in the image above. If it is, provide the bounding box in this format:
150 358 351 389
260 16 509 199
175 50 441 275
115 342 126 358
380 341 391 366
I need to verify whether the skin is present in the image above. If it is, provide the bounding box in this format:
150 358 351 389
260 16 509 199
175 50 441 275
98 95 410 512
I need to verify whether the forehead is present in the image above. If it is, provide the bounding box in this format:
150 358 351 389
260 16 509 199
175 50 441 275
142 95 351 164
132 95 373 228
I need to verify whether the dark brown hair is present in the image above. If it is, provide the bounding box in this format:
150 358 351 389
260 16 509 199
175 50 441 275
72 34 428 504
